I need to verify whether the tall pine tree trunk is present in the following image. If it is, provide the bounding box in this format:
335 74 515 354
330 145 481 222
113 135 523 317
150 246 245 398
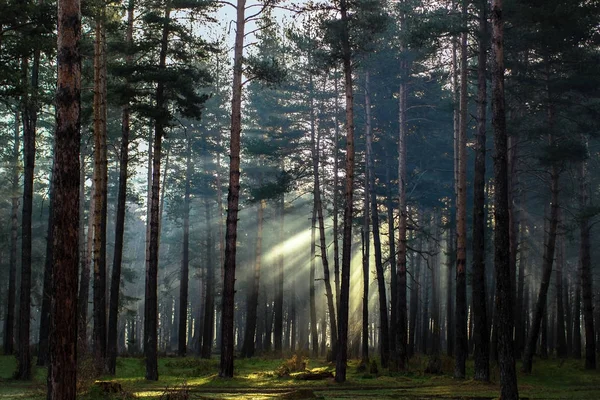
273 194 284 355
78 155 93 356
454 0 468 379
4 111 19 356
555 233 567 358
92 13 108 372
107 0 133 373
579 146 596 369
38 162 54 366
335 0 356 382
472 0 489 381
366 71 389 368
220 0 245 377
144 6 170 381
48 0 81 393
241 201 264 358
178 137 192 356
491 0 519 396
310 204 319 357
202 197 215 358
387 161 397 357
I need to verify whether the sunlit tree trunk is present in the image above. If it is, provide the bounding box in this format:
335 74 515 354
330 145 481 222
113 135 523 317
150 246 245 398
335 0 356 383
220 0 245 377
48 0 81 393
107 0 133 374
310 203 318 357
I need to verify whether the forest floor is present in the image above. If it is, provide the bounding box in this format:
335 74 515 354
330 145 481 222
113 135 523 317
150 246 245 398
0 353 599 399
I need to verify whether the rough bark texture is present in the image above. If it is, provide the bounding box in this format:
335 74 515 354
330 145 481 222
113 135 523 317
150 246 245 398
454 0 468 379
4 111 19 356
107 0 133 374
472 0 490 382
219 0 245 377
144 7 170 381
335 0 355 382
92 14 108 371
48 0 81 395
491 1 519 397
333 72 341 312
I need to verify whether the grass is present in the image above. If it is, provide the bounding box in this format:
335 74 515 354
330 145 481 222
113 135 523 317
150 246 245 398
0 353 598 399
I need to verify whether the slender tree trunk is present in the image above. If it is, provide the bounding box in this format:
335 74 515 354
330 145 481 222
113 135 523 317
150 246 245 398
556 233 567 358
573 280 582 359
387 161 397 357
38 162 54 367
202 198 215 358
4 111 20 356
78 155 93 356
579 147 596 369
333 71 341 311
220 0 245 377
366 72 389 367
394 11 409 370
472 0 489 381
335 0 356 382
107 1 133 374
48 0 81 393
454 0 469 379
17 48 39 380
144 6 170 381
446 224 454 357
241 201 264 358
310 204 319 357
274 195 284 356
92 13 108 372
409 234 422 358
565 276 572 357
361 74 371 365
491 1 519 397
178 138 192 357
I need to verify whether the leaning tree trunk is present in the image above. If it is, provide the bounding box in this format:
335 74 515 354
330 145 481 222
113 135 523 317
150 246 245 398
220 0 245 378
178 136 192 357
92 12 108 372
491 0 519 397
4 111 19 356
454 0 468 379
335 0 356 383
579 146 596 370
472 0 489 382
48 0 81 394
107 0 133 374
144 6 170 381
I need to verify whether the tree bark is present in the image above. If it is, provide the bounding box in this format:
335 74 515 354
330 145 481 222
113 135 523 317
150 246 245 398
220 0 245 377
472 0 489 381
178 137 192 357
17 47 39 381
387 161 397 357
333 71 341 312
144 6 170 381
48 0 81 394
579 147 596 369
310 204 319 357
78 153 93 356
92 13 108 372
335 0 356 382
241 200 264 358
491 1 519 397
38 161 54 367
454 0 468 379
201 198 215 358
366 71 389 368
4 111 19 356
107 0 133 374
555 233 567 358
